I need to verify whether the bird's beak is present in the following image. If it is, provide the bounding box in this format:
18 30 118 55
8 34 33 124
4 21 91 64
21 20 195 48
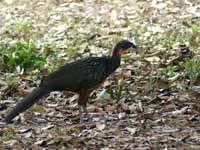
131 45 140 54
132 45 144 60
135 46 141 54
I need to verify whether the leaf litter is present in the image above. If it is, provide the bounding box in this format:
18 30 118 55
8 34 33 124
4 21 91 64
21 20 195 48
0 0 200 149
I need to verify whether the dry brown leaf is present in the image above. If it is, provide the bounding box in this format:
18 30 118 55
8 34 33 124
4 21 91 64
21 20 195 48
96 122 106 130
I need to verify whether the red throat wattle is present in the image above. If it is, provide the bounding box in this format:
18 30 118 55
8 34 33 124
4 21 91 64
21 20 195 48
118 48 126 55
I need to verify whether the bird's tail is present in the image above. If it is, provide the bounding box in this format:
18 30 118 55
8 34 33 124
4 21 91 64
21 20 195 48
5 87 50 123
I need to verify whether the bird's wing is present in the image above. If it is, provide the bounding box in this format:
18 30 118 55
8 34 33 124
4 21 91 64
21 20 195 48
77 57 110 89
41 57 111 91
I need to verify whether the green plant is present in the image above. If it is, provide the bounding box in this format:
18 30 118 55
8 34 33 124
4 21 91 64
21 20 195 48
134 26 148 47
106 84 123 102
9 20 32 33
161 30 178 49
189 24 200 48
5 74 20 90
148 64 156 90
66 48 77 58
30 104 44 113
25 137 33 145
183 56 200 85
53 127 67 135
0 40 46 71
0 126 16 143
166 65 177 77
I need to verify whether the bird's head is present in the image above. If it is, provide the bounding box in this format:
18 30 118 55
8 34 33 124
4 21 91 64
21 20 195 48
112 40 138 57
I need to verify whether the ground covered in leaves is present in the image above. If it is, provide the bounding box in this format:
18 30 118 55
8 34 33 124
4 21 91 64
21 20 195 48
0 0 200 149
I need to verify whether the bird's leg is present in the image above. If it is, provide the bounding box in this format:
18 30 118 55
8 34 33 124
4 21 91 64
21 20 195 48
82 105 89 117
78 90 91 122
78 104 90 122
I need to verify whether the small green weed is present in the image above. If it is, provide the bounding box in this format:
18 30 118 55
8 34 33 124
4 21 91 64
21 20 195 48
106 84 123 102
166 65 177 77
0 126 16 143
134 26 148 47
49 127 73 147
24 137 33 145
148 64 156 90
9 20 32 33
30 104 44 113
189 24 200 48
5 74 20 90
66 48 77 58
183 56 200 85
161 30 178 49
53 127 67 135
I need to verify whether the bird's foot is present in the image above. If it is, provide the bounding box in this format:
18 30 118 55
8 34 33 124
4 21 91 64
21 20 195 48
79 112 92 123
78 105 93 123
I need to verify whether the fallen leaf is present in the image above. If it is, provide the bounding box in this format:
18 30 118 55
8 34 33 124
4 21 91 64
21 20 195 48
125 127 137 135
96 122 106 130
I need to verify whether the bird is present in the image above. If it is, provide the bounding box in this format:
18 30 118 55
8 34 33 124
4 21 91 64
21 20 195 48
5 40 138 123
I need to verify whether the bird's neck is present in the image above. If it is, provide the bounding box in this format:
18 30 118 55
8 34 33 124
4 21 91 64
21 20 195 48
110 54 121 71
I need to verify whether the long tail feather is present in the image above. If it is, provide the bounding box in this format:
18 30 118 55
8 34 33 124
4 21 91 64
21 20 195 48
5 87 50 123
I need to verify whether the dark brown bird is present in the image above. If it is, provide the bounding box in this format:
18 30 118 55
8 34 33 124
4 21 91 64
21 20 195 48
5 40 137 123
